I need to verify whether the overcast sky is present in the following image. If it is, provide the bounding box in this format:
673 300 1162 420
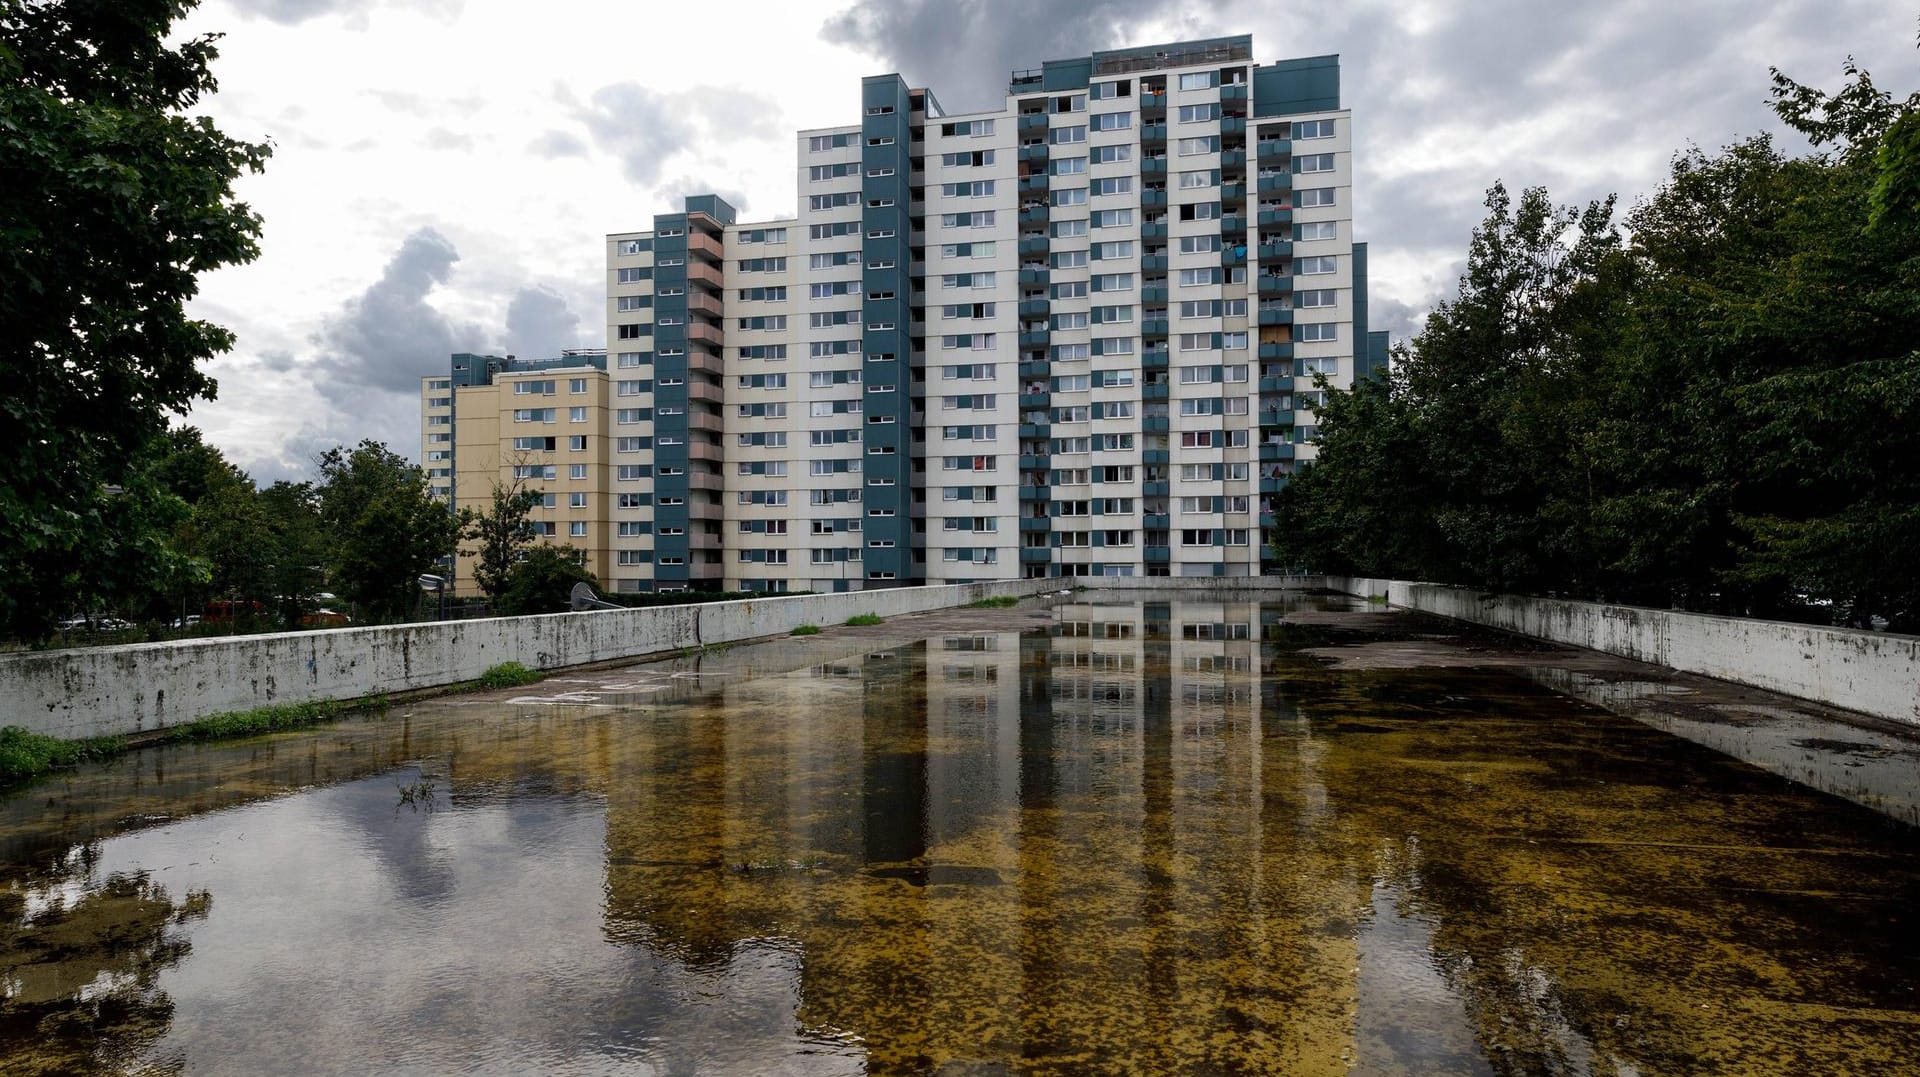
173 0 1912 483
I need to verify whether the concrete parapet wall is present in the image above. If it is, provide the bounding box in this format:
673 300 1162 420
0 578 1055 741
1327 577 1920 726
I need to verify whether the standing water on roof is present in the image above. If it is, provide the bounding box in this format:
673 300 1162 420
2 594 1915 1075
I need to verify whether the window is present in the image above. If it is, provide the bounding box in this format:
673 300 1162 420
1052 280 1088 299
1051 250 1088 269
1090 111 1130 131
1178 267 1223 287
1051 156 1087 176
1178 169 1217 189
615 267 648 283
1049 125 1087 145
1178 235 1221 254
1297 187 1337 208
1177 71 1216 91
616 324 644 340
1298 255 1338 274
615 239 647 256
940 118 995 137
1293 119 1335 139
940 149 997 167
1091 144 1132 164
569 406 588 422
940 180 996 198
569 492 588 508
1051 311 1089 331
738 227 786 243
1296 288 1338 308
570 522 587 537
1296 221 1338 241
1091 273 1132 292
571 464 588 480
568 435 586 451
940 211 996 229
1090 208 1134 228
1176 103 1219 123
1052 219 1089 239
1052 187 1087 207
1090 79 1130 100
1298 322 1339 342
1093 241 1133 260
512 408 556 423
1091 176 1132 197
1176 136 1219 156
1295 153 1336 174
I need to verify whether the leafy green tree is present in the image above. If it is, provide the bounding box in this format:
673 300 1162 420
496 545 597 616
257 480 326 625
460 476 543 602
315 441 458 622
0 0 270 640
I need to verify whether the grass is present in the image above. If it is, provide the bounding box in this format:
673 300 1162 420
0 727 126 785
845 613 883 627
478 661 543 688
790 623 822 636
967 596 1021 609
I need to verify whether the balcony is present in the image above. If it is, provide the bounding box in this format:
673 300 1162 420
1258 274 1293 295
1020 547 1052 564
1221 84 1249 101
1258 240 1293 261
1018 113 1048 133
1260 476 1290 495
1258 343 1294 362
685 321 724 346
1018 174 1049 194
1019 143 1049 163
1221 215 1247 234
1222 116 1247 136
1141 349 1169 368
1258 376 1293 395
1257 208 1293 228
1018 235 1048 257
1019 206 1050 225
1258 174 1292 195
1220 149 1246 170
1018 298 1049 317
1141 189 1168 207
1141 286 1169 304
1141 122 1168 142
1220 182 1246 205
683 261 723 289
1142 318 1169 338
1019 392 1050 409
1143 383 1169 401
1143 476 1169 491
1143 416 1170 433
1257 138 1291 162
1018 267 1050 285
1019 453 1048 471
1141 254 1169 272
1019 331 1050 348
1139 90 1166 116
1259 442 1296 462
1144 545 1171 562
1019 517 1051 532
685 230 724 261
1258 308 1294 326
1143 513 1170 530
1221 247 1246 267
1141 157 1167 175
1019 360 1050 379
1018 422 1050 439
1141 221 1168 239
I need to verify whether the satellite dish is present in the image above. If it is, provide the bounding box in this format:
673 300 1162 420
570 582 622 611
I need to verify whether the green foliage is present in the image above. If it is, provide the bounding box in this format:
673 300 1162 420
967 596 1020 608
1276 56 1920 630
477 662 542 689
0 0 270 641
0 726 125 785
494 544 596 615
165 699 341 742
460 477 543 602
790 623 822 636
316 441 458 622
845 613 882 626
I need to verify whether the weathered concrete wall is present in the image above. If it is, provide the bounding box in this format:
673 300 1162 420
0 578 1055 740
1327 577 1920 726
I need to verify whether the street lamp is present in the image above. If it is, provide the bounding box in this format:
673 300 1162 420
417 574 447 621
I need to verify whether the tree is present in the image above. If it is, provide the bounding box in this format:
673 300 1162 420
496 545 597 616
0 0 270 640
315 441 458 623
460 475 542 602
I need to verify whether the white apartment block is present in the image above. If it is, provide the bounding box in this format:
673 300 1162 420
586 35 1386 595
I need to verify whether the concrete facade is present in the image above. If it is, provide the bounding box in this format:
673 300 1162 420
1328 577 1920 726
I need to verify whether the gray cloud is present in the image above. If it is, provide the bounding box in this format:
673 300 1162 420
526 129 589 158
423 127 474 152
312 227 489 399
822 0 1188 114
576 83 784 187
504 286 583 360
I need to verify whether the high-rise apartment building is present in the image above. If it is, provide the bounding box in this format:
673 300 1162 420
432 34 1389 596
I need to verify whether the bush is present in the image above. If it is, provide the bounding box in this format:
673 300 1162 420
845 613 882 626
479 662 542 688
0 726 124 785
790 624 821 636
